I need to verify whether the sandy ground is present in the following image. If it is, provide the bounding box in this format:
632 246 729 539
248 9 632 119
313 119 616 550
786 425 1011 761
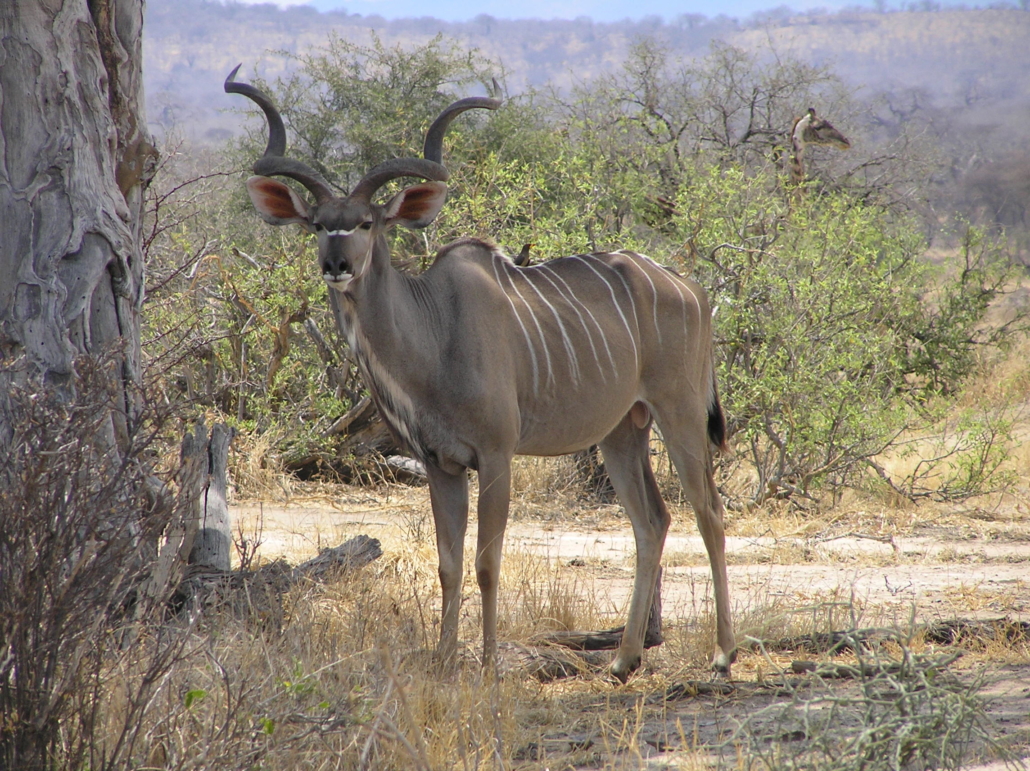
230 492 1030 625
229 488 1030 767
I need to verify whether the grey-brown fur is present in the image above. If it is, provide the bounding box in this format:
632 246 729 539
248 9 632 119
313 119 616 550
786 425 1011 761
227 69 735 683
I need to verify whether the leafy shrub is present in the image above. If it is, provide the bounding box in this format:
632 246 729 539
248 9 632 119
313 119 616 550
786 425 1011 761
144 34 1025 502
736 645 1002 771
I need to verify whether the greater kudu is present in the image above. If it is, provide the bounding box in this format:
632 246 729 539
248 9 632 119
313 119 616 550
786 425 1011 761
225 67 735 681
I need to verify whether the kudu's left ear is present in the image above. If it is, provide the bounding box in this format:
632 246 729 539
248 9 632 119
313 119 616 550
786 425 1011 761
246 176 313 228
383 182 448 229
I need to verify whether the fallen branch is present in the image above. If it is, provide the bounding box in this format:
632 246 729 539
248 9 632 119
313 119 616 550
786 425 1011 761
172 535 382 623
791 650 963 679
660 680 736 700
923 617 1030 645
752 628 893 655
751 616 1030 656
535 568 664 651
811 531 899 555
497 642 609 682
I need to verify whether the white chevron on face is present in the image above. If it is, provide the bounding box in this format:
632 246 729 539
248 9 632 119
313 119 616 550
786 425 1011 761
231 64 733 686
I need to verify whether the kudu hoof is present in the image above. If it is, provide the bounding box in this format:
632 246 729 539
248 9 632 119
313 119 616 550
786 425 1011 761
711 648 737 676
609 654 641 684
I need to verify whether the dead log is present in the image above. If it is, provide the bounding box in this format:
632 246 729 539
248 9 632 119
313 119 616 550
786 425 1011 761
326 395 377 437
923 617 1030 645
498 643 609 682
287 395 409 482
382 455 427 485
328 396 399 459
290 535 384 582
295 396 432 485
535 568 664 651
172 535 382 624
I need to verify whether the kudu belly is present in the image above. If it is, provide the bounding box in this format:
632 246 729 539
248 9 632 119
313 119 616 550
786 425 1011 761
514 386 647 457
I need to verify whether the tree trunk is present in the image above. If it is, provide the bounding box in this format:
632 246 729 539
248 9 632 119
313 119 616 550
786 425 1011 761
0 0 156 454
0 7 158 762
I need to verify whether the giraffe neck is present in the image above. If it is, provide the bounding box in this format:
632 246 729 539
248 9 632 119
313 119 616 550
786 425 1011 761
789 114 808 185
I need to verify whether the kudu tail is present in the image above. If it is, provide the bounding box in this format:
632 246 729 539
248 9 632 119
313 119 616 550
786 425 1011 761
707 369 728 454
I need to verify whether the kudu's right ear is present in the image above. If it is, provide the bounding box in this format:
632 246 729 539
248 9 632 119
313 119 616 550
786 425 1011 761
246 176 313 228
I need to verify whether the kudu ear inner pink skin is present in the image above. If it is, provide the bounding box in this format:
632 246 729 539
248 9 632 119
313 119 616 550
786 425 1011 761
225 67 735 683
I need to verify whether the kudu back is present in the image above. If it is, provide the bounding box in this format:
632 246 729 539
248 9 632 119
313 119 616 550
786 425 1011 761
225 67 735 682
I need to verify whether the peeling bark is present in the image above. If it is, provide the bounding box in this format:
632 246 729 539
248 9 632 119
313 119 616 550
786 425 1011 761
185 420 234 572
0 0 156 454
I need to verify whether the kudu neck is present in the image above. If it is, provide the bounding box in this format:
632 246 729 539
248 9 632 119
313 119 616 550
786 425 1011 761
341 235 443 349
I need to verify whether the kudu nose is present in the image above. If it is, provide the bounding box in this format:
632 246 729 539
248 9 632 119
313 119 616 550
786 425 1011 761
322 246 353 281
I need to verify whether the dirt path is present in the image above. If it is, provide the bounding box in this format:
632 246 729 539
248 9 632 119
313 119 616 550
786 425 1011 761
230 494 1030 625
230 491 1030 767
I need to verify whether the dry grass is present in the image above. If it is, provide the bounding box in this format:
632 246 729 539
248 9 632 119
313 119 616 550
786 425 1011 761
229 427 296 502
100 324 1028 769
76 551 725 770
120 326 1030 769
53 493 1030 769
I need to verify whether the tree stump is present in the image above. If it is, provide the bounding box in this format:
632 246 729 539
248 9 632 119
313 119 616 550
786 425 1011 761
183 419 234 572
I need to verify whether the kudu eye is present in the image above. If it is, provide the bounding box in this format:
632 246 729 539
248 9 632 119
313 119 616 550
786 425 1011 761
359 221 372 231
312 222 325 232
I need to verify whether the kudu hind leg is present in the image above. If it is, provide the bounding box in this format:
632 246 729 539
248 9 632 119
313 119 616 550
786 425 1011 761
598 414 670 682
474 455 513 673
426 463 470 665
660 417 736 673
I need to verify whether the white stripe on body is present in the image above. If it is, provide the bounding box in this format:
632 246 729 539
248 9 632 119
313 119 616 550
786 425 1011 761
629 252 705 377
616 250 663 345
572 255 640 372
534 265 611 383
496 260 556 390
491 249 708 404
491 255 542 395
590 254 643 350
516 267 583 386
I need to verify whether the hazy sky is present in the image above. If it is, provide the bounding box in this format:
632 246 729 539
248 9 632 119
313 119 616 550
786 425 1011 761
242 0 987 23
293 0 844 21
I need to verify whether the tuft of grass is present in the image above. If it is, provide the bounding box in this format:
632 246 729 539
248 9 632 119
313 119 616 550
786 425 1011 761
230 428 295 502
497 548 602 638
731 643 1007 771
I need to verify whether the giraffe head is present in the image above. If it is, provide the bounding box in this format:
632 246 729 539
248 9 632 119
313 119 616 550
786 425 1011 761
787 107 851 190
794 107 851 151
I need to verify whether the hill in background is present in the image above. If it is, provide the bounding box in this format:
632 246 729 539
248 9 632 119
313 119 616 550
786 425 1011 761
144 1 1030 248
144 1 1030 144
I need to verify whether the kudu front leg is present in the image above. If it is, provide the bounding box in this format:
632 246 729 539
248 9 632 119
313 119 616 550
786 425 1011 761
426 463 470 665
599 414 670 683
474 456 513 673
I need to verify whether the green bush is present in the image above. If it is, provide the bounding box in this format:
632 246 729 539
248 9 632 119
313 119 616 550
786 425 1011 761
681 171 919 500
143 35 1025 502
